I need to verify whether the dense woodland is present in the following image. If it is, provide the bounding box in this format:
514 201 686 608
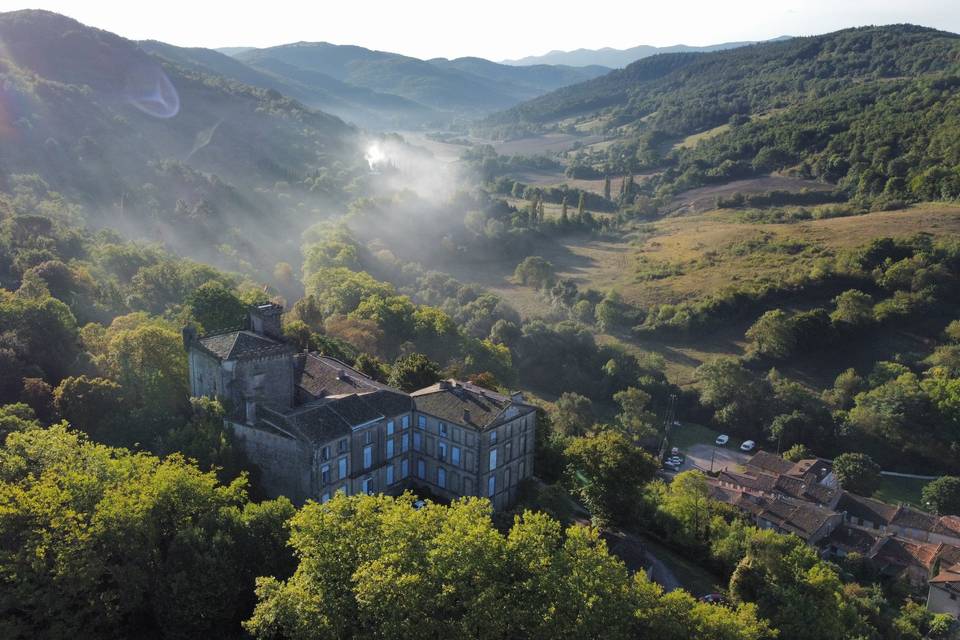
3 10 960 640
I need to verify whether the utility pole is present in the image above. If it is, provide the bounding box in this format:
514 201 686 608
709 446 717 474
658 394 677 461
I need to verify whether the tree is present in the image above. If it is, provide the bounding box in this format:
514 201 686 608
388 353 441 392
830 289 874 327
594 290 627 332
187 281 247 334
833 452 881 496
696 358 768 434
603 176 612 200
576 192 586 222
53 376 127 443
0 425 295 640
783 443 812 462
922 476 960 516
564 431 658 526
612 387 658 442
353 353 389 382
551 392 594 437
0 402 41 442
745 309 794 359
513 256 555 289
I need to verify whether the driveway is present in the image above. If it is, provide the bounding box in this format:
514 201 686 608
682 443 749 473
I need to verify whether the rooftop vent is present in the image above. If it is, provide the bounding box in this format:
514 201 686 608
438 380 452 390
463 409 471 423
336 368 347 381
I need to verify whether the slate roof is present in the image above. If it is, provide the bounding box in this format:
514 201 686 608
754 497 838 540
268 403 353 444
718 469 778 493
745 451 796 476
890 505 937 531
823 524 879 554
411 380 533 429
837 492 899 525
197 330 294 361
295 354 392 400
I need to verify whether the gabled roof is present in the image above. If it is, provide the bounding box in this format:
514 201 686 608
411 380 533 429
197 330 294 361
745 451 795 476
837 492 899 525
295 354 394 400
869 536 943 572
754 497 838 539
931 562 960 584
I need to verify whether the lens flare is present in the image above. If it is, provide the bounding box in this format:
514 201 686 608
124 63 180 119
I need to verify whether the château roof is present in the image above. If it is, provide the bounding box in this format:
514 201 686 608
197 330 294 361
411 380 533 429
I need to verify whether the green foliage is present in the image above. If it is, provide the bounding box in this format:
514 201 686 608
833 452 882 496
551 392 594 437
187 281 247 334
922 475 960 516
513 255 556 289
0 425 295 640
564 430 658 526
782 443 812 462
387 353 441 392
0 403 41 442
53 376 125 443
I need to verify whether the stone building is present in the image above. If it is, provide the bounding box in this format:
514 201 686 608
183 304 536 509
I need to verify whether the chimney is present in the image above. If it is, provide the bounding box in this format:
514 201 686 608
438 380 451 390
510 391 524 403
248 302 284 339
462 409 471 424
181 325 197 351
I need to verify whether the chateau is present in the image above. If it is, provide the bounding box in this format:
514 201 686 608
183 303 536 510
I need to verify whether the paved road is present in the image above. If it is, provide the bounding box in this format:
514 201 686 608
682 443 749 473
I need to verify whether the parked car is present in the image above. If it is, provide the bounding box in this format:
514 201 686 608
699 593 728 605
715 434 729 446
740 440 756 452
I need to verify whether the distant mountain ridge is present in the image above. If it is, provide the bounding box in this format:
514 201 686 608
502 37 791 68
225 42 609 123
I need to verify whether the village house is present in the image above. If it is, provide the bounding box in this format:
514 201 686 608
184 303 537 510
707 449 960 612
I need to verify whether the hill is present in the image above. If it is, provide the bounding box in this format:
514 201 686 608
0 10 363 273
501 38 781 68
481 25 960 205
232 42 608 116
139 40 435 129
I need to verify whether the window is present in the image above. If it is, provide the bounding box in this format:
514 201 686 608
321 492 330 504
414 432 422 451
521 435 527 454
417 459 426 479
338 457 347 479
364 430 373 445
401 458 409 479
519 461 525 479
401 415 410 430
321 446 330 461
451 446 461 466
338 438 348 453
488 448 497 471
489 430 497 445
507 423 513 438
504 468 511 489
505 441 512 462
437 466 446 488
438 441 447 462
386 438 394 459
487 474 496 497
418 415 426 429
453 426 461 443
321 464 330 485
439 422 448 438
363 445 373 470
387 420 395 436
386 464 394 485
362 477 374 495
402 433 409 453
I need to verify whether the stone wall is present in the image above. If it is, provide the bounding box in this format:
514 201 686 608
231 420 313 503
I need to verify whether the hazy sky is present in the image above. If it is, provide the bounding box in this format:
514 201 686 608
2 0 959 60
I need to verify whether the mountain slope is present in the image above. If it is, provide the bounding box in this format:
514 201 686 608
501 39 781 68
0 10 362 271
482 25 960 205
140 40 435 129
233 42 608 114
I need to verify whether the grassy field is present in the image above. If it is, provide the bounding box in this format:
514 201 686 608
874 475 930 509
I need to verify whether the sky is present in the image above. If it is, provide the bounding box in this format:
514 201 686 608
2 0 959 60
